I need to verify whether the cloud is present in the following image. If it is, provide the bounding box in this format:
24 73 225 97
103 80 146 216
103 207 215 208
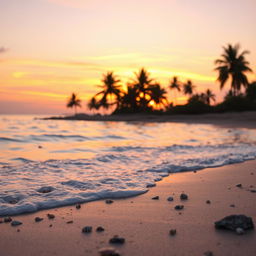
0 47 8 54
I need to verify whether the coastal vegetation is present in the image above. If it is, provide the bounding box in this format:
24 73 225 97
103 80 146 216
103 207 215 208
67 44 255 115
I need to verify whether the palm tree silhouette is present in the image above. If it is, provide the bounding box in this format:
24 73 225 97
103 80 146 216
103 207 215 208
87 97 99 114
67 93 82 115
169 76 181 105
215 43 252 96
96 71 122 109
183 80 195 96
204 89 216 105
148 83 168 109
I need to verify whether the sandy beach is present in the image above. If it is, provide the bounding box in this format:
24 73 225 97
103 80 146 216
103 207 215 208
46 111 256 129
0 160 255 256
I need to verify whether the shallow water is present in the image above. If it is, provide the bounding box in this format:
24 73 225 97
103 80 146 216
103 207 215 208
1 115 256 216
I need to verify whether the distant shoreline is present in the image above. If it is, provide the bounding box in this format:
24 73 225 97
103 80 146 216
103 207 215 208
43 111 256 129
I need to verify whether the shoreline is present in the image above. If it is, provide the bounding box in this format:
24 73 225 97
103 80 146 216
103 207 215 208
0 160 255 256
44 111 256 129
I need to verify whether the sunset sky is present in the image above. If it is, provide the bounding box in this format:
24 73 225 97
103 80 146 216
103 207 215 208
0 0 255 114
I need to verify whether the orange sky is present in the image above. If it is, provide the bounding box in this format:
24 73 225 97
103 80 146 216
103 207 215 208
0 0 255 114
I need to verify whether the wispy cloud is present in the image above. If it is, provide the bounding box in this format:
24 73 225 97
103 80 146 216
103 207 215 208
0 47 8 54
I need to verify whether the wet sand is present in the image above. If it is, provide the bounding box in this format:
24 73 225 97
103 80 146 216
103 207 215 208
46 111 256 129
0 160 255 256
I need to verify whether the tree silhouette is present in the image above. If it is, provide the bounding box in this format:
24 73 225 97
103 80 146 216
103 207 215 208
183 80 195 96
96 71 122 109
204 89 216 105
67 93 82 114
215 43 252 96
169 76 181 105
148 83 168 109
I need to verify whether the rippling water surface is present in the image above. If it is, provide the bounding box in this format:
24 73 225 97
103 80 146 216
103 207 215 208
1 115 256 215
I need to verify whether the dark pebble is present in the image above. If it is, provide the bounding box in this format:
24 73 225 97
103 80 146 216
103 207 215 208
35 217 44 222
105 199 114 204
203 251 213 256
66 220 73 224
174 205 184 210
96 226 105 232
4 217 12 223
206 200 211 204
47 213 55 219
146 184 156 188
236 184 242 188
109 236 125 244
152 196 159 200
82 226 92 233
11 220 22 226
180 193 188 200
230 204 235 208
169 229 176 236
98 247 120 256
76 204 81 209
250 189 256 193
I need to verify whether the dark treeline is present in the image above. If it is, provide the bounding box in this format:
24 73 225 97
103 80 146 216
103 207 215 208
67 44 256 115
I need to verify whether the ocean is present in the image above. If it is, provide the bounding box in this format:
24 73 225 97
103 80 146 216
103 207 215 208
1 114 256 216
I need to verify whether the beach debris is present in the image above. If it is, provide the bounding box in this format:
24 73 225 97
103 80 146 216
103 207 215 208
230 204 235 208
11 220 22 226
35 217 44 222
76 204 81 209
105 199 114 204
82 226 92 233
169 229 177 236
98 247 120 256
174 205 184 210
4 217 12 223
66 220 73 224
37 186 54 193
206 200 211 204
236 184 242 188
180 193 188 200
236 227 245 235
47 213 55 219
167 196 174 202
96 226 105 232
152 196 159 200
146 184 156 188
109 235 125 244
203 251 213 256
215 214 254 232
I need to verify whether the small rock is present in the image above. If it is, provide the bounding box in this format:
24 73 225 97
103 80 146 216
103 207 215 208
230 204 235 208
4 217 12 223
17 229 20 232
203 251 213 256
38 145 43 149
236 184 242 188
193 171 197 173
215 214 254 231
96 226 105 232
180 193 188 200
174 205 184 210
82 226 92 233
109 235 125 244
250 189 256 193
47 213 55 219
167 196 174 202
206 200 211 204
49 224 53 227
37 186 54 193
76 204 81 209
35 217 43 222
11 220 22 226
105 199 113 204
146 184 156 188
98 247 120 256
152 196 159 200
169 229 176 236
66 220 73 224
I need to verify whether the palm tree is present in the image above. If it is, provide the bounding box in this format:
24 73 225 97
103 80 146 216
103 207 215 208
66 93 82 115
169 76 181 105
131 68 154 110
87 97 99 114
215 43 252 96
183 80 195 96
204 89 216 105
148 83 168 109
96 71 122 109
